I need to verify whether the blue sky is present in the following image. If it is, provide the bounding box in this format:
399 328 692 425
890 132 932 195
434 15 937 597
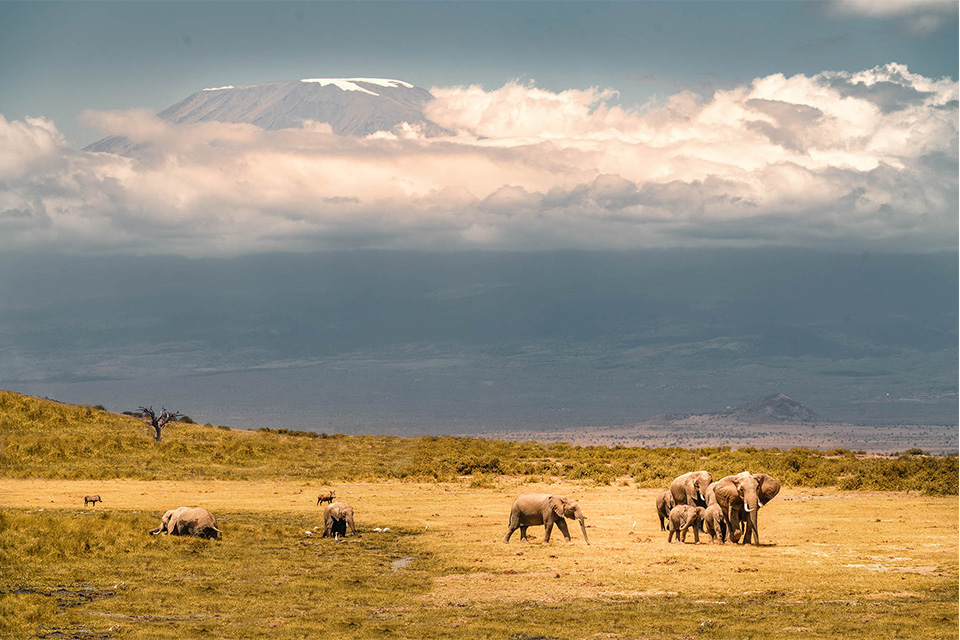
1 1 956 146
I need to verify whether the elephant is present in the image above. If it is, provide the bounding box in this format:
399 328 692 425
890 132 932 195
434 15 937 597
503 493 589 545
149 507 221 539
83 494 102 506
670 471 713 508
702 504 725 543
323 502 357 538
655 489 676 531
667 505 705 543
713 472 781 546
317 489 336 506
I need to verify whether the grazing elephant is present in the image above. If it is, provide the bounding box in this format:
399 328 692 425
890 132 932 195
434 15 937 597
323 502 357 538
84 494 102 506
149 507 221 539
503 493 589 545
655 490 676 531
670 471 713 508
667 505 705 543
317 490 336 506
713 472 781 546
702 504 725 544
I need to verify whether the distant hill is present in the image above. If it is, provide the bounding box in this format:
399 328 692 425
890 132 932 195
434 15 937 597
723 393 823 424
85 77 449 154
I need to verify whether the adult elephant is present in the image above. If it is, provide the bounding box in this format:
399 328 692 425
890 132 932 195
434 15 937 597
713 472 781 546
149 507 221 539
323 502 357 538
503 493 589 545
670 471 713 508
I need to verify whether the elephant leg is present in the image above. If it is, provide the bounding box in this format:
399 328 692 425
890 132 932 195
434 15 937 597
692 524 700 544
519 526 529 543
554 519 572 544
503 525 517 543
658 515 665 531
543 520 555 543
727 510 742 543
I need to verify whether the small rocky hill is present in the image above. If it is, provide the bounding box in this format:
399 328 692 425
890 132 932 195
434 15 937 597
723 393 823 424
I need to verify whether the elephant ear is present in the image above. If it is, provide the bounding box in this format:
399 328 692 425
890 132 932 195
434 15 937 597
549 496 565 519
712 478 741 506
754 474 781 505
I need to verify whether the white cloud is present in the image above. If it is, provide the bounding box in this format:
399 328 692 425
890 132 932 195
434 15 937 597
0 64 956 256
827 0 958 34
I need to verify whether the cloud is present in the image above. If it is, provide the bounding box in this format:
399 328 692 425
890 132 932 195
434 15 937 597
827 0 958 34
0 64 956 256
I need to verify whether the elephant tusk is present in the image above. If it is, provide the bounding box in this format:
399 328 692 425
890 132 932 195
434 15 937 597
758 501 765 508
743 504 753 512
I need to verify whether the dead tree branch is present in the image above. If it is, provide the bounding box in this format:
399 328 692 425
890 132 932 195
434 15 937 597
137 405 183 442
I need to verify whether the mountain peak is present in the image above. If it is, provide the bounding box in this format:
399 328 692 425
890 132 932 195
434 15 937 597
85 76 444 154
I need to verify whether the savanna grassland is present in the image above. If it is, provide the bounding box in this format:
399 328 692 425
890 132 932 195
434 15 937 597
1 390 957 640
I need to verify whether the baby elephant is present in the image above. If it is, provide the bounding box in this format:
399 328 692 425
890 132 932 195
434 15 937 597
316 489 336 506
83 494 102 506
655 489 675 531
323 502 357 538
702 504 725 544
667 505 705 543
149 507 221 539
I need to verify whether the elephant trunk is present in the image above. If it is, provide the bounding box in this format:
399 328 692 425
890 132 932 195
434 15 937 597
577 517 589 545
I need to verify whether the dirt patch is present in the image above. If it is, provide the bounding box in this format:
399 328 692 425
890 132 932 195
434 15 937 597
861 591 922 600
842 564 945 575
6 586 117 613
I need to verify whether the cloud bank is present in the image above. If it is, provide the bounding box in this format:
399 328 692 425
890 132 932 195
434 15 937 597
1 63 956 256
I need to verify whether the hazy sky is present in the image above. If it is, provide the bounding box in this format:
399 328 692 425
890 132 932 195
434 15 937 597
2 1 957 145
0 2 956 433
0 1 957 256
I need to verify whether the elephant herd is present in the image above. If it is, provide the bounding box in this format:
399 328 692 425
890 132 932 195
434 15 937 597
131 472 779 546
656 471 782 545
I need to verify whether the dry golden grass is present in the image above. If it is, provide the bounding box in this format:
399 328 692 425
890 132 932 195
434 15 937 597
1 477 956 639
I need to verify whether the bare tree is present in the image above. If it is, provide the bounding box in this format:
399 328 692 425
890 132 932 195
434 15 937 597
138 406 183 442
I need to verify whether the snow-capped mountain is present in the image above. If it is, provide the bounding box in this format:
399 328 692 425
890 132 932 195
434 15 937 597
85 77 447 153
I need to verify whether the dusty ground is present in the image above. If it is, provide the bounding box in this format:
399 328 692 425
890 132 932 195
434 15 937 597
2 477 957 639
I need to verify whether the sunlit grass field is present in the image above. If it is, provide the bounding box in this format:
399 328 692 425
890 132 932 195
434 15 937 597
1 391 957 639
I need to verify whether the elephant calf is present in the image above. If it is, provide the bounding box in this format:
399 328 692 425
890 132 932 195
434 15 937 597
503 493 589 545
702 504 725 543
655 490 675 531
83 494 102 506
149 507 221 539
323 502 357 538
317 489 336 506
667 505 705 544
